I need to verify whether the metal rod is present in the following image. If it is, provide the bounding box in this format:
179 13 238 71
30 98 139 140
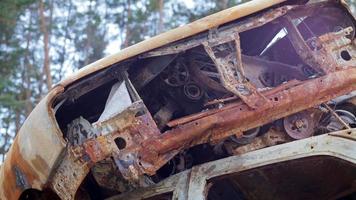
323 103 352 130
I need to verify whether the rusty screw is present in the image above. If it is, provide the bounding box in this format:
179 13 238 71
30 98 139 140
294 119 305 129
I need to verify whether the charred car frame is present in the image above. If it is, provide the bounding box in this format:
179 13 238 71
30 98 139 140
1 0 356 199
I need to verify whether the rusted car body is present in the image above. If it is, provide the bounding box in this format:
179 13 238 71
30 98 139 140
107 128 356 200
0 0 355 199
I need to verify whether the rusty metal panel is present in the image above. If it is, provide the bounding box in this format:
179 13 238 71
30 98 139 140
187 129 356 200
1 0 356 199
111 129 356 200
135 68 356 175
0 86 66 200
106 171 190 200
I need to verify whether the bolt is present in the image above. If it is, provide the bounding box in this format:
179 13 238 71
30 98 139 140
294 119 304 129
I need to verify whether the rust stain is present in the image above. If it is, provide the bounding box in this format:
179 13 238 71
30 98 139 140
2 137 41 200
31 155 50 177
1 1 355 199
136 68 356 175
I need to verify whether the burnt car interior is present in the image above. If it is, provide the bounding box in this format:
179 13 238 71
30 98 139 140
49 1 356 199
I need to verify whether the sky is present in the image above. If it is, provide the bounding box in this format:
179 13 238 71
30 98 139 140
105 0 195 55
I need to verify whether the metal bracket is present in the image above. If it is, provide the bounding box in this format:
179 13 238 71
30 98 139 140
203 33 268 109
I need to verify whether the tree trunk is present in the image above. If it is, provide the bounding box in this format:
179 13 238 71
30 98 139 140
123 0 131 48
84 0 93 66
24 8 33 116
15 109 21 134
58 0 73 80
218 0 229 10
158 0 164 33
39 0 53 90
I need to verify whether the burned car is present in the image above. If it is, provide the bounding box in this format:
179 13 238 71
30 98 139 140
1 0 356 199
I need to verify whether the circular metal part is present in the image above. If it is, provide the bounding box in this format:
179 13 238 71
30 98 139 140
327 110 356 132
183 82 203 100
160 61 189 87
283 111 315 140
231 127 260 145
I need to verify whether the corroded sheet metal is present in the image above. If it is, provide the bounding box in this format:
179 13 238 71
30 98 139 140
59 67 356 182
106 170 190 200
51 146 92 200
0 86 66 200
1 1 355 199
136 67 356 175
141 5 293 58
109 128 356 200
50 101 161 199
185 129 356 200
